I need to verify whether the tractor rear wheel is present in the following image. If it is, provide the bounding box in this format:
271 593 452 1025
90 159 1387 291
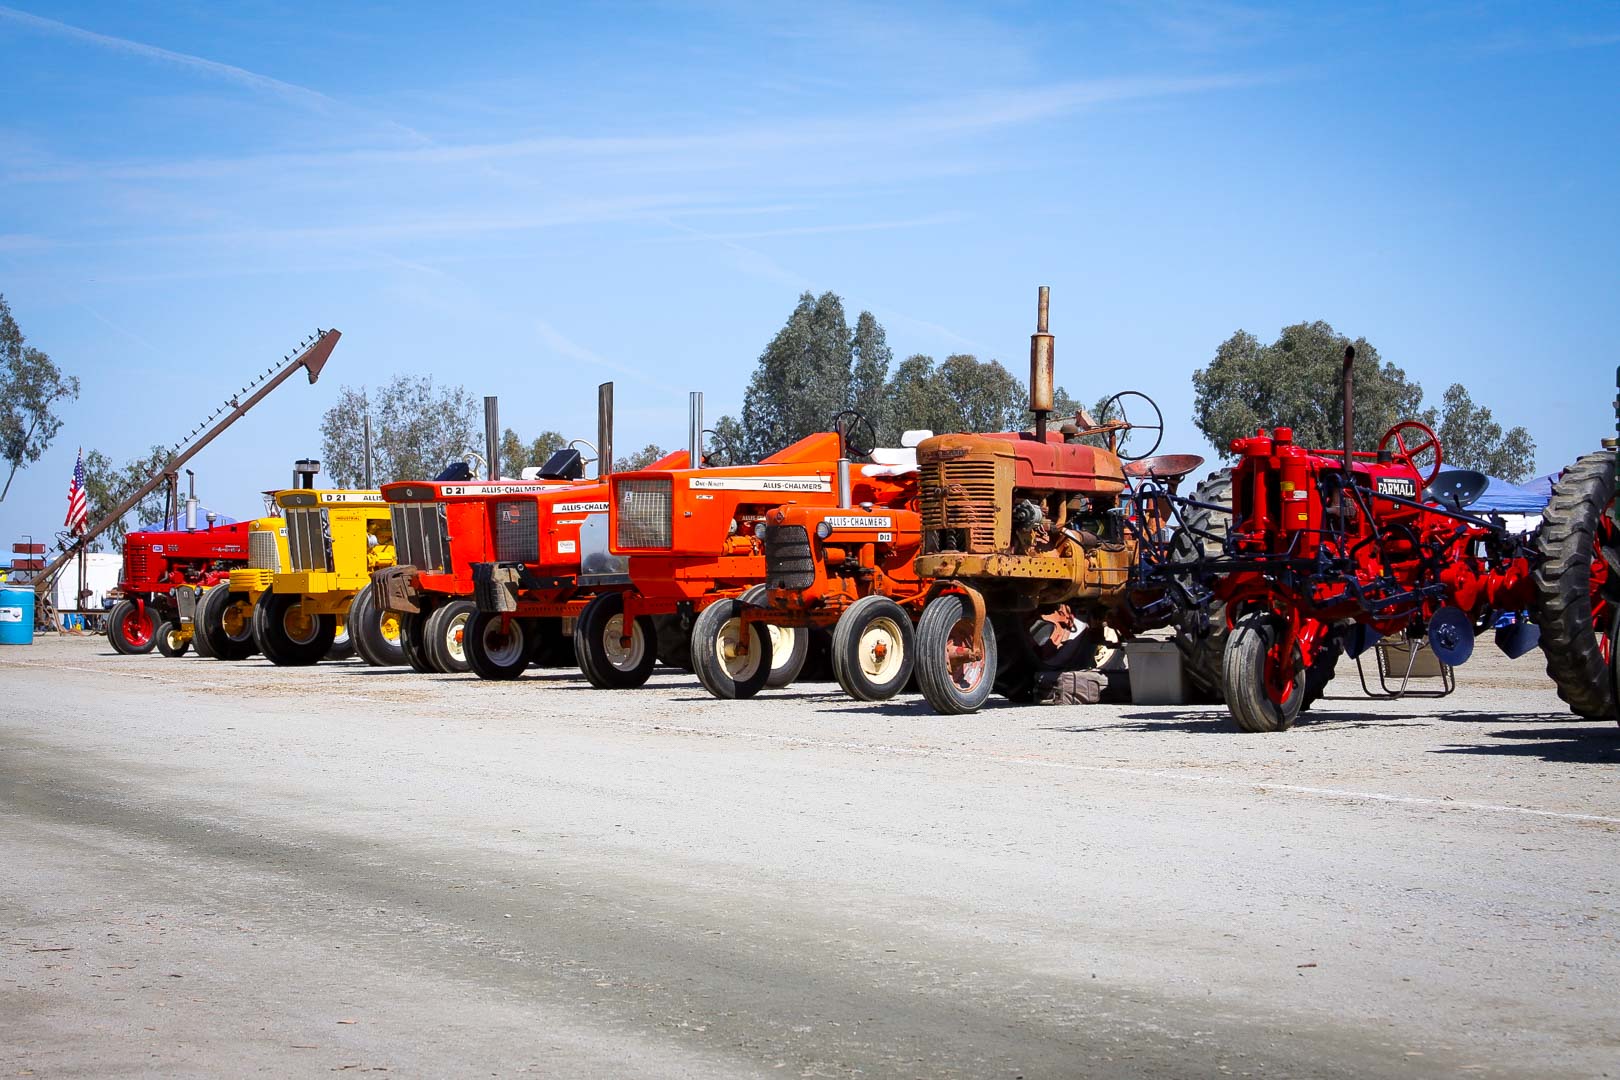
739 584 809 687
691 597 773 699
831 595 915 701
198 586 258 661
915 593 997 715
399 606 434 673
1532 450 1619 722
465 611 535 680
1223 612 1307 732
574 593 657 689
653 613 694 671
108 599 158 655
1170 469 1234 702
349 584 405 667
155 620 190 658
425 599 475 674
253 591 335 666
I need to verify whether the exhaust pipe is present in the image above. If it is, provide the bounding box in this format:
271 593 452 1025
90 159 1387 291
836 459 852 508
184 469 198 531
294 459 320 490
1341 345 1355 486
689 391 704 470
1030 285 1054 441
484 396 500 480
362 414 374 488
597 382 613 479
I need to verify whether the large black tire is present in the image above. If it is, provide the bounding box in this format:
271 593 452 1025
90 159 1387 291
1532 451 1619 721
107 599 157 655
1170 469 1233 701
653 613 694 671
831 595 915 701
1222 612 1307 732
1301 629 1343 712
155 620 190 658
326 619 355 662
915 593 998 715
424 599 475 674
691 597 773 699
465 611 535 680
530 618 575 668
399 607 435 673
253 591 336 666
574 592 658 689
198 586 258 661
739 584 809 688
349 584 405 667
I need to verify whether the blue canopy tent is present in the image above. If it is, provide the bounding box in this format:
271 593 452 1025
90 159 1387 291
1520 472 1558 501
1469 475 1547 514
135 508 240 532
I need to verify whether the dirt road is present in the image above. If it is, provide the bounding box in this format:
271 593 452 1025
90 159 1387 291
3 636 1616 1078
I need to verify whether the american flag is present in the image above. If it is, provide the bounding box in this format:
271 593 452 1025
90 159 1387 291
64 448 88 535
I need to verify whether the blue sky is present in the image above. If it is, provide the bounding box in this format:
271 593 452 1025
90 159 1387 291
1 2 1616 536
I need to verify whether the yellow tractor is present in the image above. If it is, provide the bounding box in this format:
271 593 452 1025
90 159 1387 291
186 512 293 661
196 461 401 665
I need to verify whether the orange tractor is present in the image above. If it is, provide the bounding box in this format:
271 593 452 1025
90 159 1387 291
592 400 914 695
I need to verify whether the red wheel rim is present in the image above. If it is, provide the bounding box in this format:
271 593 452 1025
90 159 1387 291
944 619 987 692
1262 633 1301 706
125 609 155 647
1593 514 1615 664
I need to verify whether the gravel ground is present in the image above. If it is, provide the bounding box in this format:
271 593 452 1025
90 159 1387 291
2 634 1617 1078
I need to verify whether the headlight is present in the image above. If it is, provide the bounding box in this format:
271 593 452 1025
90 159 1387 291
815 521 832 540
753 522 767 540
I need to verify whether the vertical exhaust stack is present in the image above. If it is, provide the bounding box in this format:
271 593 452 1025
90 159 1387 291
293 459 320 490
484 396 500 481
597 382 614 480
689 391 704 470
1341 345 1356 487
361 414 374 488
1030 285 1055 441
836 459 852 508
184 469 198 531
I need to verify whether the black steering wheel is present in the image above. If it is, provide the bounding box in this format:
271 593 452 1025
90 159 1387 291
1096 391 1164 461
830 409 877 460
701 429 737 468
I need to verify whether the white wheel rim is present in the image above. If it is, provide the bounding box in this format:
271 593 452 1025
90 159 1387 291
445 612 469 664
714 615 764 681
766 624 796 672
603 613 645 671
857 617 905 683
482 620 526 667
332 624 350 646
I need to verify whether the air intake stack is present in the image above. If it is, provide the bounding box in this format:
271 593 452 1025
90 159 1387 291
293 459 320 490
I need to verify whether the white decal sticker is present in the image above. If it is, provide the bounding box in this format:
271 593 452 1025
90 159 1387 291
825 515 893 529
1376 477 1417 498
319 492 386 503
557 540 577 554
688 475 831 493
0 606 21 623
877 531 893 542
551 500 610 514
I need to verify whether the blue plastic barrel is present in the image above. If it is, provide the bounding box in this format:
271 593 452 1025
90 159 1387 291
0 585 35 645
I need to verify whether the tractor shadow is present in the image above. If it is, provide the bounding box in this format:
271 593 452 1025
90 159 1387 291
1046 708 1416 734
1432 726 1620 764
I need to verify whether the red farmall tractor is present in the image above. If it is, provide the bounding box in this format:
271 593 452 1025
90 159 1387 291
1156 347 1618 731
591 402 913 695
709 415 928 701
107 477 251 657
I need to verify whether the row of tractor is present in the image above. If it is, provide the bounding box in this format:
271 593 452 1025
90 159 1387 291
103 289 1620 731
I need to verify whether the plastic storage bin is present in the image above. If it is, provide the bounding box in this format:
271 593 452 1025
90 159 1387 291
0 585 35 645
1124 640 1185 705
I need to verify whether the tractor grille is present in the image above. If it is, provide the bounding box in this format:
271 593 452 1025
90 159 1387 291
920 458 1006 553
493 500 539 564
616 478 672 550
391 501 449 572
284 507 331 572
249 531 282 572
123 548 148 585
764 525 815 591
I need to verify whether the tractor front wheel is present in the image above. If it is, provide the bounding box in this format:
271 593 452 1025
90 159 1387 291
349 584 405 667
915 593 997 715
197 586 258 661
574 593 657 689
691 598 773 699
253 591 335 666
107 599 158 655
739 584 809 688
425 599 475 674
155 620 191 658
831 595 915 701
1223 613 1308 732
465 611 534 680
1532 450 1618 722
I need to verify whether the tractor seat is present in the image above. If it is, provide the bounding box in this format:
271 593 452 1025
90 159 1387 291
1122 454 1205 481
1423 469 1490 509
861 431 932 477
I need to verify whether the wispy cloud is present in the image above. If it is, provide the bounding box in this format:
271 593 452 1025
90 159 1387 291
0 5 334 110
534 318 687 396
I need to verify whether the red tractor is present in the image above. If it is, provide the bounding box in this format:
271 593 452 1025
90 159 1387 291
591 405 913 696
1160 347 1616 731
108 516 251 657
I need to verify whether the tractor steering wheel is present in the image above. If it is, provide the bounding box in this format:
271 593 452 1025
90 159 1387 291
701 429 737 468
1096 391 1164 461
1378 420 1442 487
831 409 877 460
